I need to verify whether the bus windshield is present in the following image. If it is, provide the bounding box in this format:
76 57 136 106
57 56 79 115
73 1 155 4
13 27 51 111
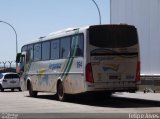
89 25 138 48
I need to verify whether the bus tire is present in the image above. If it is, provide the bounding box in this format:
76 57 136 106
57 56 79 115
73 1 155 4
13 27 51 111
94 92 112 100
19 87 22 92
106 92 112 97
28 82 37 97
57 81 66 101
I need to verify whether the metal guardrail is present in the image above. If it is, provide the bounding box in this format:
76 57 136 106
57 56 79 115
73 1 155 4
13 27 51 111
139 75 160 93
0 67 16 73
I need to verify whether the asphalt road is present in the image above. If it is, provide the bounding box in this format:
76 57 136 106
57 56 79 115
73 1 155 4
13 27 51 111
0 91 160 118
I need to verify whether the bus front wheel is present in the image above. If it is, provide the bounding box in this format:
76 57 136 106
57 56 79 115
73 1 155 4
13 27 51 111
28 82 37 97
57 81 67 101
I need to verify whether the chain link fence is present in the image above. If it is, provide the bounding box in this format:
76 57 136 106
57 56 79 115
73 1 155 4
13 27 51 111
0 61 16 73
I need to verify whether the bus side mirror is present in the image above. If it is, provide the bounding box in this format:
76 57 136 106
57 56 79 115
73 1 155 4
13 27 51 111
16 53 21 63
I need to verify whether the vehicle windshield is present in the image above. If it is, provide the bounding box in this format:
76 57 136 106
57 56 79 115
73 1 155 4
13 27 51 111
4 74 19 79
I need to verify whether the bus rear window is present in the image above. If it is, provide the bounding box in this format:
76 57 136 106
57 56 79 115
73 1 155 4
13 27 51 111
89 25 138 48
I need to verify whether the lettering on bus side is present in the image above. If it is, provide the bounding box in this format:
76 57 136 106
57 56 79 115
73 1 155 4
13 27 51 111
49 63 62 70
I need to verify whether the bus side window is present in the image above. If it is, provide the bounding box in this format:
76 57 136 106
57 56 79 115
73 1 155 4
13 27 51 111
51 40 60 59
27 45 34 61
74 34 84 57
26 50 30 63
75 45 83 56
60 37 71 58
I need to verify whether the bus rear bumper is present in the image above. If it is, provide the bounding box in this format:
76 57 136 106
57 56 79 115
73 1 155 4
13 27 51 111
86 81 138 93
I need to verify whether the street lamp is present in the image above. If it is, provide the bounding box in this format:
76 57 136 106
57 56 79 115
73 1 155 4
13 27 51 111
0 20 18 55
92 0 102 25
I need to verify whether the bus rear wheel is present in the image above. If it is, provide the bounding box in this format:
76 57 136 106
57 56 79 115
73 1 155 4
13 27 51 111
19 87 22 92
28 82 37 97
57 81 66 101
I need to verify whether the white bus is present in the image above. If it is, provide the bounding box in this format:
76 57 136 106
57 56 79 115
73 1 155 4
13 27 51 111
16 24 140 101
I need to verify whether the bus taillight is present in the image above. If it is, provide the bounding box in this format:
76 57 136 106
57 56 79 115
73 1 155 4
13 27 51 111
85 63 94 83
136 61 140 81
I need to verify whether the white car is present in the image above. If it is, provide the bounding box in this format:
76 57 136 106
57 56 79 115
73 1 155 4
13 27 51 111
0 72 21 92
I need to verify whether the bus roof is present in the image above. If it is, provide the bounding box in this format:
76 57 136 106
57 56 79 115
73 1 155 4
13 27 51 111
22 24 136 46
24 26 89 45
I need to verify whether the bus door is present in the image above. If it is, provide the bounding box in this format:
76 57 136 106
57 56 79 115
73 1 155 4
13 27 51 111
16 52 27 91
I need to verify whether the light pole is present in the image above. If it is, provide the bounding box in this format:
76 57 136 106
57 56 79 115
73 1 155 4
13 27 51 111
92 0 101 25
0 20 18 55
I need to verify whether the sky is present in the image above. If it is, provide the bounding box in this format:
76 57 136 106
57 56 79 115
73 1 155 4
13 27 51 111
0 0 110 67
